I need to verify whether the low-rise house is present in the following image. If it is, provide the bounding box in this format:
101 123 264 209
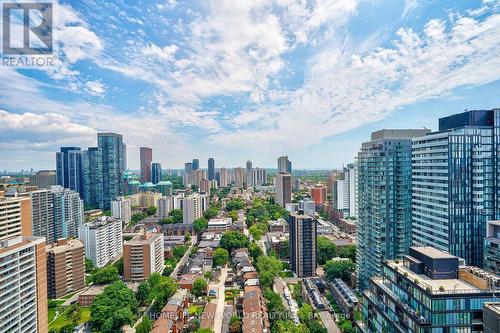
178 274 199 290
78 285 108 307
152 289 189 333
242 286 270 333
199 302 217 330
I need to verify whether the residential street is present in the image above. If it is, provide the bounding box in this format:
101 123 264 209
212 266 228 333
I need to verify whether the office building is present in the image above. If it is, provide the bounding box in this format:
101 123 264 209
277 155 292 173
140 147 153 182
360 247 500 333
78 216 123 268
484 303 500 333
484 220 500 274
310 184 327 205
0 191 32 239
46 239 85 298
246 160 253 188
151 162 162 185
123 233 164 281
29 170 56 189
98 133 126 210
288 212 317 277
183 193 208 224
30 189 55 244
56 147 83 196
208 158 215 180
111 197 132 225
356 129 430 291
412 109 500 267
82 147 101 208
51 185 84 240
275 173 292 207
332 164 357 218
184 162 193 174
0 236 48 333
192 159 199 170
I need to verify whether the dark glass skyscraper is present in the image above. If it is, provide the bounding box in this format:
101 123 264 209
412 109 500 267
151 162 162 185
97 133 126 210
192 159 199 170
288 212 317 277
56 147 83 196
208 158 215 180
82 147 100 208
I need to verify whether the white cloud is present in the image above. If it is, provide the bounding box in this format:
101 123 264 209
84 80 106 96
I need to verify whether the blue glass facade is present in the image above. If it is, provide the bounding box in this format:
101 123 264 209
97 133 126 210
56 147 83 197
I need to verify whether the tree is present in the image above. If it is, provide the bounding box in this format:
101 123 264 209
203 206 219 219
263 288 289 329
337 245 356 263
192 278 208 297
225 199 245 211
90 281 138 333
317 236 337 265
249 224 265 241
324 259 355 281
173 245 187 259
193 217 208 233
145 206 157 216
131 212 148 224
213 247 229 266
279 239 289 259
309 321 328 333
91 265 119 284
259 271 275 289
184 232 192 243
85 258 95 273
297 304 313 324
136 316 152 333
249 242 263 261
169 209 183 223
196 329 214 333
114 257 124 276
136 281 150 305
229 315 242 333
146 273 178 314
228 210 238 222
220 231 249 252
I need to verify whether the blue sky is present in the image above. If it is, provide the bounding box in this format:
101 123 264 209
1 0 499 170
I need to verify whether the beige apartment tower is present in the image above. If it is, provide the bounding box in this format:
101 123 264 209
46 239 86 299
123 233 164 281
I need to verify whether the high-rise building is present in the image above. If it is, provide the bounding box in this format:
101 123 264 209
275 173 292 207
484 220 500 274
192 159 200 170
123 233 164 281
183 193 208 224
152 162 162 185
332 164 357 218
219 168 229 187
82 147 101 208
245 160 253 188
78 216 123 268
30 189 55 244
208 158 215 180
310 184 327 205
277 156 292 173
184 162 193 174
56 147 83 196
252 168 267 186
111 196 132 225
288 212 317 277
484 303 500 333
140 147 153 183
0 236 48 333
29 170 56 189
98 133 126 210
356 129 430 291
51 185 84 240
299 199 315 217
0 191 32 239
412 109 500 267
0 191 48 333
158 196 174 218
46 238 85 298
360 246 500 333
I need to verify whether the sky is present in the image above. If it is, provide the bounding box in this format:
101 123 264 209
1 0 500 170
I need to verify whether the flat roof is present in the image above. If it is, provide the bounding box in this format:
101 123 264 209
386 261 481 293
484 302 500 315
411 246 457 259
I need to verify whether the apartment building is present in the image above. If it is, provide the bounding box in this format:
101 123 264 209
111 196 132 224
0 191 32 239
123 233 164 281
46 239 85 298
78 216 123 268
183 193 208 224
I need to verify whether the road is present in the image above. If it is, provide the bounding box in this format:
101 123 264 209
212 267 228 333
274 277 299 323
319 311 341 333
171 238 195 278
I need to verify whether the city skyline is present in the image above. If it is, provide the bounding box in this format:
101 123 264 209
1 0 500 170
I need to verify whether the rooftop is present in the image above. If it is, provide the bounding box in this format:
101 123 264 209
411 246 456 259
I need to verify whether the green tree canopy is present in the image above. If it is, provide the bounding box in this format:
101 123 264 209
225 199 245 211
220 231 250 252
324 258 355 281
192 278 208 297
145 206 157 216
136 316 152 333
91 265 120 284
249 242 263 261
193 217 209 233
213 247 229 266
297 304 313 324
90 281 138 333
317 236 337 265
